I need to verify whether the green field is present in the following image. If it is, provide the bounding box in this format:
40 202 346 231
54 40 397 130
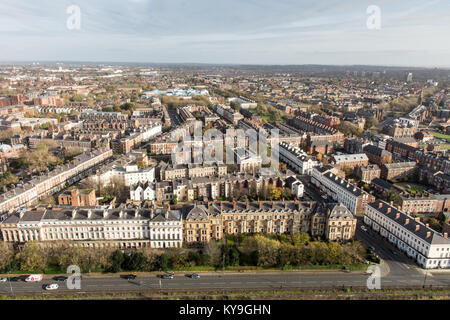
430 131 450 142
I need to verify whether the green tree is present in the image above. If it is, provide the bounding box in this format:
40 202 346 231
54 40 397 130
290 232 311 246
0 243 14 271
109 250 124 272
123 252 147 271
17 241 48 272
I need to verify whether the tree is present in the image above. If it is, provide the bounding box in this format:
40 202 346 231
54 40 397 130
281 188 292 200
290 232 310 246
109 250 124 272
0 171 18 189
268 185 282 200
17 241 48 272
171 194 178 205
64 147 83 162
0 243 14 271
428 218 442 232
19 144 62 172
123 252 147 271
204 241 222 268
381 189 402 207
342 166 353 178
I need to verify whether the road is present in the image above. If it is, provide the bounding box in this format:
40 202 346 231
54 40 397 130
1 219 449 296
1 268 449 296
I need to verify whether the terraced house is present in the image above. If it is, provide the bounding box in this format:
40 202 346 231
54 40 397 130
0 205 182 249
181 201 331 243
364 200 450 269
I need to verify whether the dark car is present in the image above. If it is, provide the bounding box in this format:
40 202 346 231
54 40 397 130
122 274 137 280
53 276 68 281
9 277 22 282
188 273 200 279
158 274 174 279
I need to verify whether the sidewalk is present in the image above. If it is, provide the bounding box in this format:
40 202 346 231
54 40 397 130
0 268 368 279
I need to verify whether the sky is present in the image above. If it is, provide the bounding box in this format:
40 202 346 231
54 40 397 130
0 0 449 67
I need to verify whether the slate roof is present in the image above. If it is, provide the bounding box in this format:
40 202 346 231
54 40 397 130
369 200 450 245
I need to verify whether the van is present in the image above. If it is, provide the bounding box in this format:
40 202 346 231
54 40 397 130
25 274 43 282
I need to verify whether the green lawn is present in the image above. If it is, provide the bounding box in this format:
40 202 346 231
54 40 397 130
430 131 450 142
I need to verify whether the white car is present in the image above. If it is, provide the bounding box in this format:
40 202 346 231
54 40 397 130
0 278 7 282
361 226 368 232
44 283 59 290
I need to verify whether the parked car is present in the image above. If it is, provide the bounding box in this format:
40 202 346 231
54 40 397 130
188 273 200 279
158 274 174 279
25 274 43 282
44 283 59 290
0 277 7 282
53 276 68 281
9 277 21 282
361 226 368 232
122 274 137 280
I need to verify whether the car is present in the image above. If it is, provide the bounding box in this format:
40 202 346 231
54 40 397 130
122 274 137 280
0 277 7 282
158 274 174 279
361 226 368 232
44 283 59 290
9 277 21 282
188 273 200 279
53 276 68 281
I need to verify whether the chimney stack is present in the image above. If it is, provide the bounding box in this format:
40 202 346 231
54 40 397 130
387 208 391 213
426 223 429 228
246 201 249 210
405 218 410 225
378 202 383 208
71 209 76 218
259 201 263 209
150 208 154 219
233 201 236 210
426 231 431 238
415 225 420 231
395 213 400 219
444 233 448 239
103 210 108 218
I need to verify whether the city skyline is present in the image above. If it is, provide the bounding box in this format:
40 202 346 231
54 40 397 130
0 0 449 67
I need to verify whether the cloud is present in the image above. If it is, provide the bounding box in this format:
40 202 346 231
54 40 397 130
0 0 448 66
